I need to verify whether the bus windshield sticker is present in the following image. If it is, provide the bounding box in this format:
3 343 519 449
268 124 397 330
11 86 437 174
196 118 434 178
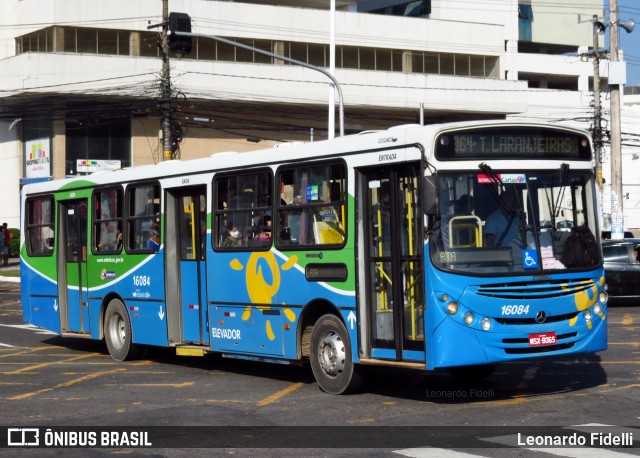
522 250 539 269
500 174 526 184
477 173 526 184
307 185 319 201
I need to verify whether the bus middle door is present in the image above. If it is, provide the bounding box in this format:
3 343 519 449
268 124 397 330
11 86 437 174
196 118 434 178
58 199 90 334
166 187 208 346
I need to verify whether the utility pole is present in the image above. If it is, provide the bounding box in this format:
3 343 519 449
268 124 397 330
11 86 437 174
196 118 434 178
160 0 173 161
591 15 604 226
609 0 630 239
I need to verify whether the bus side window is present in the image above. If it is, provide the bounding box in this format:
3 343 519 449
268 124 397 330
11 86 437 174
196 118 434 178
126 183 160 252
276 162 346 248
213 169 272 250
94 187 123 252
25 196 55 256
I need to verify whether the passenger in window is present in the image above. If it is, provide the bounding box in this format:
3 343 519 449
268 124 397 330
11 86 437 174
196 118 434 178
222 223 242 247
256 215 272 241
116 228 123 251
146 228 160 250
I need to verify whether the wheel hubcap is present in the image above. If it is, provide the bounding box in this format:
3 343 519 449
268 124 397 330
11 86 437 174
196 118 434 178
318 330 345 378
109 313 125 349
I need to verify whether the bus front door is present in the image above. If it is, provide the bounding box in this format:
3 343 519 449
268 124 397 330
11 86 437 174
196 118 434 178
165 187 209 346
364 164 425 361
58 199 90 334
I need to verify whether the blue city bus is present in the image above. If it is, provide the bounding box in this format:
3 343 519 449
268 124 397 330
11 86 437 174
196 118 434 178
20 120 607 394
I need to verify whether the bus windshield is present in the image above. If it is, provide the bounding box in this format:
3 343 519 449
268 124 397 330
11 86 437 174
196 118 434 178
431 169 600 274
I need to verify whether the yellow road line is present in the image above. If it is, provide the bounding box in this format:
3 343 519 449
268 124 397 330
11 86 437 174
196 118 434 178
2 353 103 375
257 382 305 406
0 347 56 359
7 368 126 400
104 382 194 388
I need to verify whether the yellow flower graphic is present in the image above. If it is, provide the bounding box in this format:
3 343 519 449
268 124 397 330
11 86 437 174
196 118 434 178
230 252 298 340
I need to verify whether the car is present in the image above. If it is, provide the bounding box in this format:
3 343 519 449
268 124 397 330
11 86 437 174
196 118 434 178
601 230 635 240
602 238 640 305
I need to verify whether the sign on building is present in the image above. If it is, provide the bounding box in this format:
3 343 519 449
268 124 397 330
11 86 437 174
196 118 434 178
25 138 51 178
77 160 122 173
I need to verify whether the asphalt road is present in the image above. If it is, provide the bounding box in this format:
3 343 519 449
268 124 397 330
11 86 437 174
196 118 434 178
0 280 639 457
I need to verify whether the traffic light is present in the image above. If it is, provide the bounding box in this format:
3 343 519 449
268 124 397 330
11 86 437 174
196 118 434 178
168 12 192 55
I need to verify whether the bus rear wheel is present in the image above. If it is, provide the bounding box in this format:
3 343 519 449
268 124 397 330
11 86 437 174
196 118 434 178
104 298 138 361
310 314 362 394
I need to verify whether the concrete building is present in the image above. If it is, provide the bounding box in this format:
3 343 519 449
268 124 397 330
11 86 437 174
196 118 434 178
1 0 638 230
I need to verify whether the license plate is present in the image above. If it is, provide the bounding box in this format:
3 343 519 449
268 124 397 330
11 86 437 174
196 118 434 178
528 332 557 347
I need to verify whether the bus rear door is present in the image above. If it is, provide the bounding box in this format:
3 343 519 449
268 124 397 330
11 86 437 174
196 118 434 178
57 199 90 334
362 164 425 361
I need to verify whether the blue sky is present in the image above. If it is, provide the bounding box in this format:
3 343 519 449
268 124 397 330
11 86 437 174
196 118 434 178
608 0 640 86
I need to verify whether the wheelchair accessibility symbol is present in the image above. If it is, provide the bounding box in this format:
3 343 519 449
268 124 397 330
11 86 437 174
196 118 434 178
522 250 539 269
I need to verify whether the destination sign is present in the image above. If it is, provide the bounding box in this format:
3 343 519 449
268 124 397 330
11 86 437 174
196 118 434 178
435 127 591 161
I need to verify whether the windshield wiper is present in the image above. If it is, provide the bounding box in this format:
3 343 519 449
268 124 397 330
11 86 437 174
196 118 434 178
551 163 570 226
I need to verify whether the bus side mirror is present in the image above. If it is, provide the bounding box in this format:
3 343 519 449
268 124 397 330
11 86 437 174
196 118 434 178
423 176 437 216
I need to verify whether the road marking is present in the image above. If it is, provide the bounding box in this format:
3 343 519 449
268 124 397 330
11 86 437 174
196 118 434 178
394 449 480 457
7 368 126 400
110 381 194 388
622 314 634 325
2 353 103 375
257 382 305 406
0 323 57 335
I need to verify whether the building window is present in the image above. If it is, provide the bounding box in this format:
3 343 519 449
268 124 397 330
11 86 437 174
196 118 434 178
15 24 498 79
519 4 533 42
358 0 431 17
65 118 131 176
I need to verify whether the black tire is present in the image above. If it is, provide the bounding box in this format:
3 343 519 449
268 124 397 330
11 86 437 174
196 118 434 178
310 314 362 394
104 298 138 361
446 364 496 382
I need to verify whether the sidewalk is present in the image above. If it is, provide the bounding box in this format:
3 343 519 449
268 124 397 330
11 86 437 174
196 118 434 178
0 258 21 283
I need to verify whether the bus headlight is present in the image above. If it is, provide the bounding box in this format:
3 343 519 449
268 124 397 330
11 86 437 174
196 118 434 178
440 293 449 302
593 303 602 315
464 311 474 325
481 317 492 331
584 309 592 321
446 302 458 315
599 291 608 304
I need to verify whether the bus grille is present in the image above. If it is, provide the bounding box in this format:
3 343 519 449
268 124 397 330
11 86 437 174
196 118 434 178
493 312 580 325
504 342 575 354
475 278 595 300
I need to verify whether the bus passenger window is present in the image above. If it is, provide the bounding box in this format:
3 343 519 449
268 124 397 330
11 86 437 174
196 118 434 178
126 183 160 252
94 187 123 252
213 169 272 250
276 162 346 248
25 196 55 256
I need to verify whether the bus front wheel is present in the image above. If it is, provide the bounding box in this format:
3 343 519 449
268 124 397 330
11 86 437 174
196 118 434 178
310 314 362 394
104 299 138 361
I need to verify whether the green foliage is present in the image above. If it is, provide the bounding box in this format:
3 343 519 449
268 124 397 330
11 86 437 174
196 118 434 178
7 228 19 258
